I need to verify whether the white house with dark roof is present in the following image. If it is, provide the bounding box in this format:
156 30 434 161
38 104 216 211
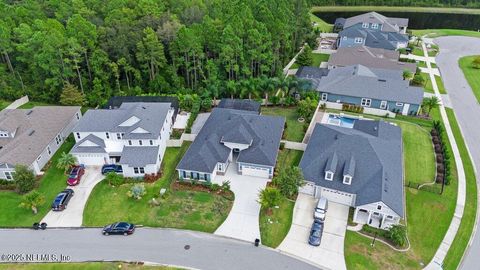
176 104 285 182
71 102 174 178
299 120 404 229
0 106 82 180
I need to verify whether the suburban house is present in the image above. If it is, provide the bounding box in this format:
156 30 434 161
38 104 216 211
299 120 404 229
328 46 416 73
314 64 424 116
176 103 285 182
70 102 174 178
0 106 82 180
295 66 330 88
336 12 409 50
217 98 261 113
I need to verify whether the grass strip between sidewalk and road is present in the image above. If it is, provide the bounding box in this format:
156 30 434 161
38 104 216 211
458 56 480 103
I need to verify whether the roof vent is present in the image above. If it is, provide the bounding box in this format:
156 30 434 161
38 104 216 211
28 130 35 136
374 126 378 131
26 110 33 115
378 79 386 82
142 106 146 109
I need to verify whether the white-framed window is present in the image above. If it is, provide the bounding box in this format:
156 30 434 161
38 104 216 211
380 100 388 109
343 175 352 185
362 22 369 28
149 140 153 146
140 167 145 174
325 171 334 181
321 93 328 101
218 163 224 171
128 140 132 146
47 146 51 155
377 205 382 210
134 167 145 174
76 132 81 139
5 171 13 180
354 37 363 44
37 155 42 161
372 23 379 29
361 98 371 107
387 215 393 219
76 113 80 120
116 133 121 139
396 102 404 106
134 167 139 174
105 132 110 139
139 140 142 146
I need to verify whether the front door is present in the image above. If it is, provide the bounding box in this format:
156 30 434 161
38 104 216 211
402 103 410 115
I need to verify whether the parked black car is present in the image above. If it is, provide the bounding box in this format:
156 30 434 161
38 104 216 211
308 220 324 246
51 189 74 211
102 222 135 236
101 164 123 175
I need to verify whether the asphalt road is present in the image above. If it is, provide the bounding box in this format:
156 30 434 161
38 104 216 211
0 228 321 270
434 36 480 270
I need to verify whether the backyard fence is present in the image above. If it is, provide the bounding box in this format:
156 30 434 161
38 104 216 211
405 181 443 195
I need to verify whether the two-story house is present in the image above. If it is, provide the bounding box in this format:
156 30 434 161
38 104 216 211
70 102 174 178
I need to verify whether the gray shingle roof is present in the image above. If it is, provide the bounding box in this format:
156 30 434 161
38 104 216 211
300 120 404 217
70 134 106 154
328 46 416 73
316 65 424 105
343 12 408 32
339 27 409 51
119 146 159 167
177 107 285 173
73 102 172 140
218 99 261 113
296 67 330 79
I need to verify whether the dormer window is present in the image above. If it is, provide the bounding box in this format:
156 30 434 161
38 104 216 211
377 205 382 210
362 22 369 28
343 175 352 185
372 23 379 29
325 171 334 181
354 37 363 44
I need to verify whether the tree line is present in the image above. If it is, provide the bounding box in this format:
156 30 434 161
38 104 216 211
308 0 480 8
0 0 316 106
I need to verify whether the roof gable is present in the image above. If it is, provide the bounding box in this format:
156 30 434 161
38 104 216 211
119 116 140 127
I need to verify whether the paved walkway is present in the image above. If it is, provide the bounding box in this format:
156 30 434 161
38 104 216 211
213 163 268 243
400 53 436 63
432 36 480 270
41 167 103 227
281 140 307 151
0 228 320 270
421 40 467 270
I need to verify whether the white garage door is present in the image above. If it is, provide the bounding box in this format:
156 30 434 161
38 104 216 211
242 165 270 178
74 153 107 166
319 187 353 206
299 182 315 196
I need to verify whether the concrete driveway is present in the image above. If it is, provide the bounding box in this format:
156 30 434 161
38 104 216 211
213 163 269 243
278 193 348 270
41 166 103 227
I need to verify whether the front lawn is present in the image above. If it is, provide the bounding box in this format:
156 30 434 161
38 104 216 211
0 263 179 270
459 56 480 103
413 29 480 39
0 137 74 227
259 149 303 248
291 53 330 69
83 143 233 233
262 106 306 142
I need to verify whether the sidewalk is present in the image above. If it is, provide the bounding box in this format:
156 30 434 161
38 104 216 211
422 41 467 270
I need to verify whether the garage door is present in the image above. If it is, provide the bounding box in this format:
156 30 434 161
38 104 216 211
319 187 353 206
299 182 315 196
74 153 107 166
242 165 270 178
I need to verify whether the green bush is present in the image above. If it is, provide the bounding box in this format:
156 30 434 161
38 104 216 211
386 225 408 247
14 165 36 194
106 172 124 186
127 184 147 200
272 167 305 198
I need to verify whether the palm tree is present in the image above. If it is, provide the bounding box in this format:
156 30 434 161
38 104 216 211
19 191 45 214
402 69 413 80
422 96 440 116
258 187 281 215
226 80 237 99
57 152 76 174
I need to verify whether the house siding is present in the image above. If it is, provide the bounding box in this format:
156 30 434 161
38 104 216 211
177 168 214 182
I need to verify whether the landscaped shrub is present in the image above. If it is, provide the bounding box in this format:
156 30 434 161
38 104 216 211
14 165 36 194
221 180 231 192
272 167 305 198
258 187 282 215
269 95 280 106
106 172 124 186
386 225 407 247
210 183 221 192
18 190 45 214
342 104 364 113
127 184 146 200
144 173 161 183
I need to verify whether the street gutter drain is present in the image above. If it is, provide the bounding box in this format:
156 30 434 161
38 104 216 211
184 245 190 250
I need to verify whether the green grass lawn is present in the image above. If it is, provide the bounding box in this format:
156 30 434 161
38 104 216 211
0 263 179 270
418 61 427 68
459 56 480 103
435 75 447 94
262 106 306 142
442 108 478 270
422 73 434 93
83 143 233 233
291 53 330 69
0 99 11 110
18 100 54 109
413 47 424 57
311 6 480 15
309 12 333 33
259 148 303 248
413 29 480 39
0 137 74 227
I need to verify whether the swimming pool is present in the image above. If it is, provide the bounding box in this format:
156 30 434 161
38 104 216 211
327 114 356 128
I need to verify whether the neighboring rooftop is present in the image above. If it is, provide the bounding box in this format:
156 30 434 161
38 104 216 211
177 107 285 173
217 99 261 113
0 106 81 166
339 27 409 50
342 11 409 32
300 120 404 217
316 65 424 105
328 46 416 73
296 67 330 89
119 146 160 167
104 96 179 119
73 102 172 140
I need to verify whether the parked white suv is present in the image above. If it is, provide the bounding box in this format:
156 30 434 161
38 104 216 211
314 197 328 222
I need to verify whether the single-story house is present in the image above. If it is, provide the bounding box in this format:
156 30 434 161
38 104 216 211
217 98 261 113
176 104 285 182
315 65 424 115
0 106 82 180
299 120 404 229
328 46 416 73
71 102 174 178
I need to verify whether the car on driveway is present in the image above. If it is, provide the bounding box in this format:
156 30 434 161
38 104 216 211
308 220 324 246
51 189 74 211
314 197 328 222
102 222 135 236
67 165 85 186
101 164 123 175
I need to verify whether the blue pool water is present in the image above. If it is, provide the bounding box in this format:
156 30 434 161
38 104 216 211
327 115 356 128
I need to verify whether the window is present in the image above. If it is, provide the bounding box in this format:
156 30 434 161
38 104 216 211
149 140 153 146
377 205 382 210
361 98 371 107
182 171 187 179
5 171 13 180
343 175 352 185
37 155 42 161
116 133 121 139
47 146 51 155
362 22 369 28
387 215 393 219
76 113 80 120
105 132 110 139
354 37 363 44
325 171 334 181
134 167 139 174
321 93 328 101
76 132 81 139
139 140 142 146
218 163 223 171
55 134 62 145
396 102 404 106
380 100 388 109
128 140 132 146
139 167 145 174
372 23 379 29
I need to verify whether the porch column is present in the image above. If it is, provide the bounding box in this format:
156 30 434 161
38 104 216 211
353 208 359 223
367 211 372 225
381 214 387 229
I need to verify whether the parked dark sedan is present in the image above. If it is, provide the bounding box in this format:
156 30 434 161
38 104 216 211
102 222 135 236
101 164 123 175
308 220 324 246
51 189 74 211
